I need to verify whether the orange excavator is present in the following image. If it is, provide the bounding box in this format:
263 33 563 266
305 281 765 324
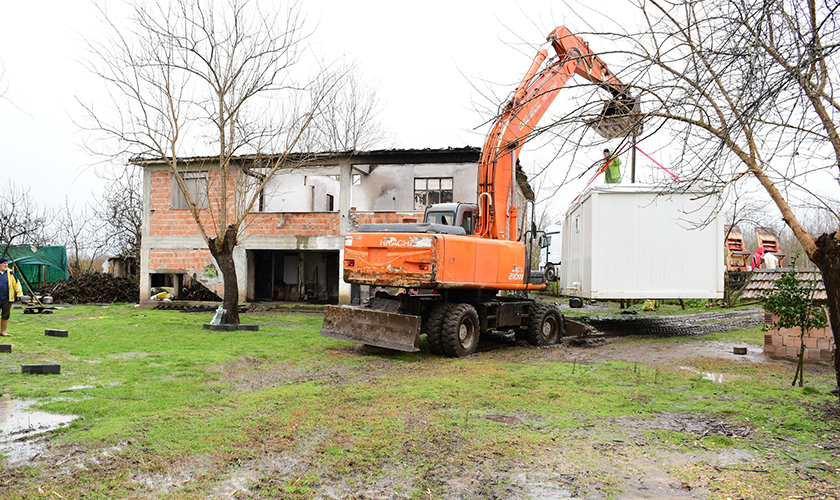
320 26 640 356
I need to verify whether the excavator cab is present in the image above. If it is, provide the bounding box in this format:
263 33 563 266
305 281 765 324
424 203 476 235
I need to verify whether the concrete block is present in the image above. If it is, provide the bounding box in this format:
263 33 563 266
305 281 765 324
21 364 60 375
818 339 831 350
820 350 835 362
805 337 818 349
45 329 69 337
237 324 259 331
806 348 821 360
785 346 799 358
814 327 831 339
0 344 11 353
783 335 800 347
763 335 773 346
775 346 788 357
203 323 241 331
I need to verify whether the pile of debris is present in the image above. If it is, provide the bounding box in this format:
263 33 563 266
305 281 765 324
41 273 140 304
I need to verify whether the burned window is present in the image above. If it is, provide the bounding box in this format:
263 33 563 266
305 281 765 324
414 177 453 210
171 172 209 209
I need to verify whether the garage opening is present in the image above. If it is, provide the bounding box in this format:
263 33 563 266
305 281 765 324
250 250 339 303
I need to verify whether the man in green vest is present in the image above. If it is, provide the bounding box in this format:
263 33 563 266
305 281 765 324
603 148 622 184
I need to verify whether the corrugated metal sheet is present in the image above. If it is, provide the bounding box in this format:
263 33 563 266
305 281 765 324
742 268 827 301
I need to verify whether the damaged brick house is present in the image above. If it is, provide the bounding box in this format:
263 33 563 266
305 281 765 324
137 147 534 306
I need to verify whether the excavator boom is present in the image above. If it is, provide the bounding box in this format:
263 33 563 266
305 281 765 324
476 26 640 241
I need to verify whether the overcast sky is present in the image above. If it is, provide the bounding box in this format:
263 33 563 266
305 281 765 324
1 1 651 218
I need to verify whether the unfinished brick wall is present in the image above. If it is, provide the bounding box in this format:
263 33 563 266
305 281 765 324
149 170 230 237
354 212 423 225
150 170 343 238
244 212 340 236
148 249 214 272
148 248 223 297
763 312 835 363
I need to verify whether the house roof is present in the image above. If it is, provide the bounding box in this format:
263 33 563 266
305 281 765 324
742 268 828 301
131 146 482 167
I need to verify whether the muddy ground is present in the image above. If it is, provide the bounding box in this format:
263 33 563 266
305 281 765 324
2 316 839 499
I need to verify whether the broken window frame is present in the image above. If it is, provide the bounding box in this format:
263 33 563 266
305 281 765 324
414 177 453 210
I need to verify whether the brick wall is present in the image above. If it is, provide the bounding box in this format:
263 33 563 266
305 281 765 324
244 212 340 236
763 311 835 363
148 248 223 297
148 248 214 272
150 170 343 237
149 170 228 237
354 212 424 225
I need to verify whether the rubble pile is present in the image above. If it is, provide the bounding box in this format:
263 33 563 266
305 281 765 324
43 273 140 304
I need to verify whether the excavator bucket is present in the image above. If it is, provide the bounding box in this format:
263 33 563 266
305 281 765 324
320 305 422 352
587 95 643 139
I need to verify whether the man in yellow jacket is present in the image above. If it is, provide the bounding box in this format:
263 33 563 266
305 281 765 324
0 257 24 337
603 148 622 184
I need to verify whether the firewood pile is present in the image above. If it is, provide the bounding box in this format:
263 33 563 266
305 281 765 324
181 283 221 302
42 273 140 304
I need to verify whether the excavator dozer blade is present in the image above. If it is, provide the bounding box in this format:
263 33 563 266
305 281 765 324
587 96 643 139
320 305 422 352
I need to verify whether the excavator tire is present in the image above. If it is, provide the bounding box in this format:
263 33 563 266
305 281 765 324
425 303 449 355
527 302 563 346
440 303 480 357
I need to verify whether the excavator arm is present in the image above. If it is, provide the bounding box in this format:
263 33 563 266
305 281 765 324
476 26 640 241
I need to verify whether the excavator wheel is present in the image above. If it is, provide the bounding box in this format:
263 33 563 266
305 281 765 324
527 302 563 346
424 302 449 355
440 303 480 357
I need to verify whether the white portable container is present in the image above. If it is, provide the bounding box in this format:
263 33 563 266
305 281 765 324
560 184 724 299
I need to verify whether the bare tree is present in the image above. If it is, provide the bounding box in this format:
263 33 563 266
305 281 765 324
547 0 840 390
300 63 390 152
0 59 7 102
96 164 143 262
80 0 335 323
54 198 111 277
0 182 50 255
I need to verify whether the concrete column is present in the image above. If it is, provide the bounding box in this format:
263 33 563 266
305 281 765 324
139 167 153 303
337 161 353 304
234 245 248 303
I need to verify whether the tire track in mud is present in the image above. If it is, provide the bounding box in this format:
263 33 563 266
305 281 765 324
573 308 765 337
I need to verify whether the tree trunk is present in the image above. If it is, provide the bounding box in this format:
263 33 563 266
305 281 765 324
208 224 240 325
812 233 840 392
793 335 805 387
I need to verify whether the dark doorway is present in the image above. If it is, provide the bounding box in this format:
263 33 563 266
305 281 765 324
251 250 339 303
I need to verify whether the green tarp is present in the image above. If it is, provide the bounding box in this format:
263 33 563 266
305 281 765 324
3 245 68 289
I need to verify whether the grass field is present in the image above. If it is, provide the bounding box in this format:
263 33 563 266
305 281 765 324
0 304 838 499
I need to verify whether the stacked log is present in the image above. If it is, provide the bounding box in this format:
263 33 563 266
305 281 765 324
42 273 140 304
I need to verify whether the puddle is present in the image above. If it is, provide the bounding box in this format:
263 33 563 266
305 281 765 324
0 395 78 465
678 366 729 383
